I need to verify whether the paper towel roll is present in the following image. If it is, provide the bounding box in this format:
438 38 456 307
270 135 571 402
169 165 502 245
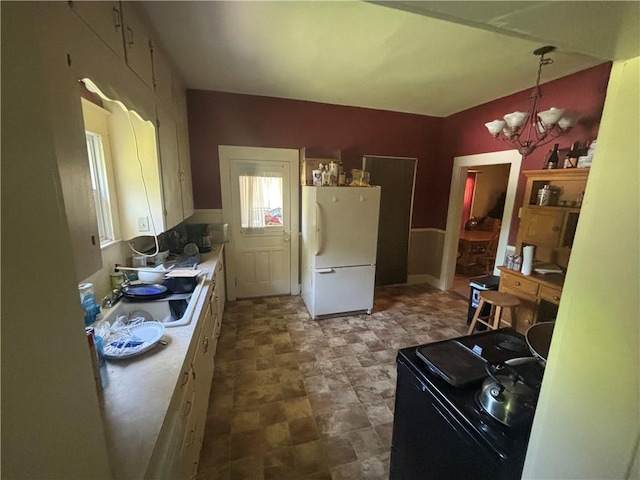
522 245 535 275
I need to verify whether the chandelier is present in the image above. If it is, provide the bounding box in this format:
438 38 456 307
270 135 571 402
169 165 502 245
485 46 576 157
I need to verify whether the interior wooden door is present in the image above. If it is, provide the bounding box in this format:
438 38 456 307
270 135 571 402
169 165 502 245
363 156 417 286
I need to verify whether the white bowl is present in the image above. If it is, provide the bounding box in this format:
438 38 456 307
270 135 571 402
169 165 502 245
137 267 167 284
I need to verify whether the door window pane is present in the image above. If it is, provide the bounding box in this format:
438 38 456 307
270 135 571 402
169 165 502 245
239 175 283 228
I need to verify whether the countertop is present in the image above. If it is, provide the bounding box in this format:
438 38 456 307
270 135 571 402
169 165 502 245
98 247 223 479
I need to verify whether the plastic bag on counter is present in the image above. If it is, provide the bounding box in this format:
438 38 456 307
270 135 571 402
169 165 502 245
92 318 111 344
102 315 150 357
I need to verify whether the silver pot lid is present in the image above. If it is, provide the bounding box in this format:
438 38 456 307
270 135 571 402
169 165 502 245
476 360 543 427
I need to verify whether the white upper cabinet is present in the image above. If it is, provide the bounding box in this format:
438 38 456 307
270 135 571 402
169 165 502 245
68 1 125 60
152 47 176 114
121 2 154 89
177 116 195 221
106 103 166 240
156 105 183 230
61 1 195 253
174 76 195 220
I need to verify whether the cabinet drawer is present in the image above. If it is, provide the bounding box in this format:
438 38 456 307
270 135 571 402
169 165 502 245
498 285 537 330
500 272 539 297
540 285 562 304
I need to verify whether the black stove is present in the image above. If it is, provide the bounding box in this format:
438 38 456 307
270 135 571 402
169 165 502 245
390 328 544 480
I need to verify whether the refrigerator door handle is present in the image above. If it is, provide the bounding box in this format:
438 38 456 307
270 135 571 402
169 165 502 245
315 201 323 256
316 268 334 274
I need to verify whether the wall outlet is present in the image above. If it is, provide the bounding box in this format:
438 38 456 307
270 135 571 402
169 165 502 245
138 216 150 232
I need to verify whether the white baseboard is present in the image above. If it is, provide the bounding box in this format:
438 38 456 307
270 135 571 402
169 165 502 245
407 274 442 290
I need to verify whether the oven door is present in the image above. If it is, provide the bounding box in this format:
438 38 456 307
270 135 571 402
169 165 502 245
391 359 504 480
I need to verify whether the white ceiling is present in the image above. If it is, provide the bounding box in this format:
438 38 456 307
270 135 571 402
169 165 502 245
138 1 639 117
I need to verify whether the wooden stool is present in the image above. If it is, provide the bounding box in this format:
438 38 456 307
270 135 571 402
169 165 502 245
467 290 520 335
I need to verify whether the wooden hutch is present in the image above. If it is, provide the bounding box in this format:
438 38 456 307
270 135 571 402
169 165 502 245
499 168 589 331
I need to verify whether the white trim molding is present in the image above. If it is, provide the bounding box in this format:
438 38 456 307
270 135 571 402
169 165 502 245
441 150 522 291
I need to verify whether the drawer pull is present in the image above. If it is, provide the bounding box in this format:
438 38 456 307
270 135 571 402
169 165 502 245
112 5 121 30
554 296 560 301
515 281 521 286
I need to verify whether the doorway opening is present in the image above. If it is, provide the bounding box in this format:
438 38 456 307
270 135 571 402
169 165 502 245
441 150 522 292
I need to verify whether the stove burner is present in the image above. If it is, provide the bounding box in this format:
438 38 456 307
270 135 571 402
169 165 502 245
496 337 529 354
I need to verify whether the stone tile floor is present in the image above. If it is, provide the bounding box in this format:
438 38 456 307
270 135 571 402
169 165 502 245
196 283 469 480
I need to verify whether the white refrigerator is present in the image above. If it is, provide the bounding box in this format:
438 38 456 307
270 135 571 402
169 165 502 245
301 186 381 319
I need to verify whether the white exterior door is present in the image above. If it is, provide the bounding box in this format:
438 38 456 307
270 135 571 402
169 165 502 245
219 146 299 300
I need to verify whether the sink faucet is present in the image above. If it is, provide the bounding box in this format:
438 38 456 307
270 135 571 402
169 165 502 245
101 289 124 309
101 273 132 309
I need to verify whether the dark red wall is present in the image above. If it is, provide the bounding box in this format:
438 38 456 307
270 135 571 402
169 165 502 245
187 62 611 233
444 62 611 242
187 91 444 228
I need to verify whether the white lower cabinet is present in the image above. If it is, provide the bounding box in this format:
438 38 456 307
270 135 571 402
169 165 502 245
145 363 194 479
146 255 224 479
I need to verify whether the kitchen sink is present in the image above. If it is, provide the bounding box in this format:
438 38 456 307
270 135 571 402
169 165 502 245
102 275 206 328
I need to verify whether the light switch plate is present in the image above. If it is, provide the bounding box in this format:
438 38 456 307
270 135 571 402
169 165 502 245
138 216 150 232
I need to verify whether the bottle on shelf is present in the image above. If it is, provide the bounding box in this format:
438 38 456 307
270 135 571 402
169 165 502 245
563 141 581 168
546 143 560 169
321 164 330 186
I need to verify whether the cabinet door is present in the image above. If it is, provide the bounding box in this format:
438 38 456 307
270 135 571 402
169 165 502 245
499 284 537 332
174 80 195 219
121 3 154 88
177 116 194 219
68 1 124 59
179 391 199 479
218 253 227 309
46 48 104 280
156 105 183 230
108 104 166 238
192 299 216 412
152 48 175 112
520 207 565 247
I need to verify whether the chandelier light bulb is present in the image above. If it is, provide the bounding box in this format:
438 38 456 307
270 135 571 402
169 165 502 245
504 111 529 129
485 120 506 136
537 107 566 126
558 114 577 130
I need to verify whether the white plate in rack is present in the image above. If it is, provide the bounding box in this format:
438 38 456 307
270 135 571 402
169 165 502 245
103 322 165 360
